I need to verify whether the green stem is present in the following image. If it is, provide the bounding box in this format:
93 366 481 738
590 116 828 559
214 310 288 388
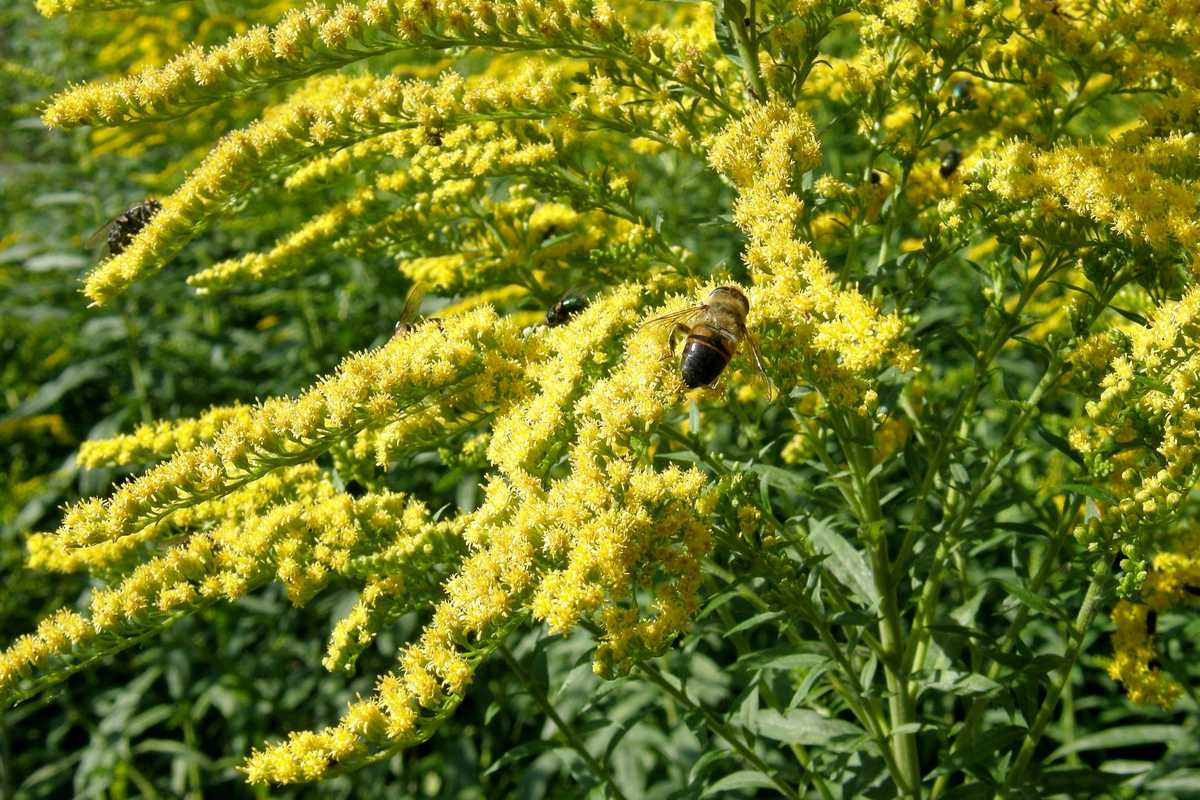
893 253 1061 578
927 499 1082 800
498 644 630 800
726 1 768 101
902 351 1066 678
998 561 1112 796
635 660 801 800
656 424 906 787
835 411 921 797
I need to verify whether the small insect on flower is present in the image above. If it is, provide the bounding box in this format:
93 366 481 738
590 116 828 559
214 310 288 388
642 286 772 397
952 79 973 102
940 148 962 178
90 199 161 257
393 282 438 336
544 292 589 327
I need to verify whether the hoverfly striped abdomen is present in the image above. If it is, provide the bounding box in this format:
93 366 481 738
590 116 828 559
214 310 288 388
680 323 736 388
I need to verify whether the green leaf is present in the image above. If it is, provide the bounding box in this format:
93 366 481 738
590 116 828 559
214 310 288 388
920 670 1001 697
829 609 877 626
1057 483 1119 505
1146 771 1200 792
16 752 82 790
749 709 867 750
1048 725 1185 762
994 578 1059 617
749 463 808 494
711 0 745 63
807 518 880 608
1032 767 1125 793
702 770 776 796
1036 424 1085 467
25 252 89 272
735 645 827 672
1109 306 1148 326
726 610 786 635
949 462 970 487
33 191 91 207
688 749 729 784
131 739 214 767
483 741 555 776
2 360 109 421
124 704 174 737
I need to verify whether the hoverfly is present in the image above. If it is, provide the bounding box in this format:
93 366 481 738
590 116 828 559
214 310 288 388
939 148 962 178
89 199 162 257
393 282 437 336
545 292 589 327
641 286 772 397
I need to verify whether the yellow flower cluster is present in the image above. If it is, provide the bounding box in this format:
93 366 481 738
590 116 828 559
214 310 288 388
974 137 1200 267
708 100 917 406
284 129 423 191
191 118 588 291
1071 288 1200 588
82 69 570 305
324 512 468 673
488 285 643 489
1108 530 1200 707
4 467 450 705
77 402 247 468
41 0 727 130
28 464 325 575
52 308 525 552
243 286 712 782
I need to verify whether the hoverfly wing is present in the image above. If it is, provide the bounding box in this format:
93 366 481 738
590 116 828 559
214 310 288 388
639 304 705 333
393 281 428 335
85 213 122 252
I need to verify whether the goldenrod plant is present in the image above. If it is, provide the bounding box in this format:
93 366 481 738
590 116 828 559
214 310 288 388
4 0 1200 796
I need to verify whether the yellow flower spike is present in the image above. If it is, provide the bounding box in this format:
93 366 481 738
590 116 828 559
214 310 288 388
970 135 1200 265
52 309 524 551
43 0 728 131
709 100 916 407
29 464 325 575
488 284 643 485
81 71 576 305
77 402 249 469
1075 288 1200 593
3 476 456 705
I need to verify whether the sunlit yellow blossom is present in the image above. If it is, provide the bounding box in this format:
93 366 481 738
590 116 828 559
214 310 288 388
81 70 573 305
709 100 916 406
78 402 248 468
52 309 525 550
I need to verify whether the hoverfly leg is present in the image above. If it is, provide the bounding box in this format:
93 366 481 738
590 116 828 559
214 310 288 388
741 324 775 402
663 323 690 362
